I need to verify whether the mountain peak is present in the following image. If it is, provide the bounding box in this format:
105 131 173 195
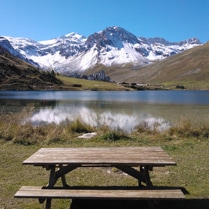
86 26 139 50
102 26 131 33
178 38 201 46
62 32 86 41
102 26 139 43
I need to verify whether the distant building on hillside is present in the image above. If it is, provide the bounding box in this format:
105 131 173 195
70 70 111 82
91 70 110 81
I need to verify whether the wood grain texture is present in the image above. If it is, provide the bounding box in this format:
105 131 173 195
15 186 185 199
23 147 176 167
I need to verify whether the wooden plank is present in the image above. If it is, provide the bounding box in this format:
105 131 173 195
23 147 176 166
15 186 185 200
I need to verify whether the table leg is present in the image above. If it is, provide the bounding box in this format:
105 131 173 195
140 166 154 208
47 165 77 188
144 166 153 188
39 166 57 205
41 165 78 208
115 165 146 186
138 166 143 186
115 165 154 188
55 164 79 187
48 166 57 188
45 198 52 209
61 175 68 187
44 164 79 188
139 166 153 188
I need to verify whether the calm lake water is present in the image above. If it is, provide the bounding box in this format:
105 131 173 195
1 90 209 132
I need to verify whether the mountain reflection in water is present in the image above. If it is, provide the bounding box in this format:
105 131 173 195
27 105 170 133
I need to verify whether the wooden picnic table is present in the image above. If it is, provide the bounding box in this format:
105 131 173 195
15 147 185 209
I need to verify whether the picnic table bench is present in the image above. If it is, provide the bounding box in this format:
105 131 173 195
14 147 185 209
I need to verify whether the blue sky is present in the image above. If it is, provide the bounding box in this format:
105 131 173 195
1 0 209 43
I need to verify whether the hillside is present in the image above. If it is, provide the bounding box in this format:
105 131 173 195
0 46 129 91
103 42 209 90
0 46 63 90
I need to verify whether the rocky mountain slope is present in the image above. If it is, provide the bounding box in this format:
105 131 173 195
0 46 63 90
1 26 201 75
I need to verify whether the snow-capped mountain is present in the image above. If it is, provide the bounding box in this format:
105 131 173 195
138 37 201 60
1 26 201 74
0 37 40 67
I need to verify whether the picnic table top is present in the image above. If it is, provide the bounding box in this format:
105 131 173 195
23 147 176 167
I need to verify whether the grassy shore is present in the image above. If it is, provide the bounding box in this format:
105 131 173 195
57 75 132 91
1 113 209 209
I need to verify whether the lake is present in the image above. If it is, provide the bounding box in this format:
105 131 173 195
0 90 209 132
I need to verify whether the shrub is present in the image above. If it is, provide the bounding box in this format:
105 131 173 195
168 118 192 136
13 137 36 146
69 119 93 133
72 84 82 87
102 131 128 141
13 124 46 145
167 118 209 138
176 85 185 89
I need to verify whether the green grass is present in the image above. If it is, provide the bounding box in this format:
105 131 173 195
58 75 130 91
163 80 209 90
1 113 209 208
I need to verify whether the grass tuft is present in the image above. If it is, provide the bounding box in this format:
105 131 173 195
69 119 94 133
101 130 128 141
168 118 209 138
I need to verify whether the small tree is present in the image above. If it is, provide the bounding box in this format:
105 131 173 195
51 70 55 77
